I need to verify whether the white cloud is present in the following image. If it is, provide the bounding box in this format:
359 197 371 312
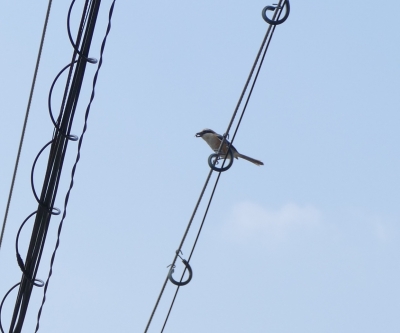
345 208 395 244
223 202 321 242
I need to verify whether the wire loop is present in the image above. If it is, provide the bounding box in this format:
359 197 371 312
14 211 46 287
208 148 234 172
148 1 287 330
30 140 62 215
168 252 193 286
67 0 98 63
262 0 290 25
0 1 115 331
35 2 116 331
48 60 80 142
0 283 21 333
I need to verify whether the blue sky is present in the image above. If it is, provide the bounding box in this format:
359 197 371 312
1 1 400 332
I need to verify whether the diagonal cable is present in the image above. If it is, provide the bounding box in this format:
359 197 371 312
34 3 117 331
144 2 288 332
159 5 286 331
0 0 53 253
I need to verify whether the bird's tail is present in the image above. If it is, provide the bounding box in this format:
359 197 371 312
236 153 264 166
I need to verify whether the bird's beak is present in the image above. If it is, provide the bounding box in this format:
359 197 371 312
195 132 202 137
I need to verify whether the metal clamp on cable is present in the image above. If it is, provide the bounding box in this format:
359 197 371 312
168 251 193 286
262 0 290 25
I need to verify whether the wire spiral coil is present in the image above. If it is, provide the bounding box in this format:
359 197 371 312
0 1 116 332
168 251 193 286
262 0 290 25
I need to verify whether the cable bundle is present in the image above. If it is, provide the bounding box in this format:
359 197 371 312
0 1 116 332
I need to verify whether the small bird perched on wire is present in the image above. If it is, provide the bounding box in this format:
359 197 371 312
196 128 264 166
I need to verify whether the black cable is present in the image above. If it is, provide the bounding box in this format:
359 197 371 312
143 168 214 333
218 0 287 166
0 0 53 253
160 5 287 330
6 0 91 329
0 0 114 332
35 3 116 331
160 168 224 333
227 0 285 158
54 0 90 131
143 2 290 332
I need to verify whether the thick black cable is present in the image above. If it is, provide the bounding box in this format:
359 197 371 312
0 1 107 332
0 283 20 333
34 3 116 331
54 0 90 132
154 2 289 332
0 0 53 253
67 0 98 64
5 1 92 330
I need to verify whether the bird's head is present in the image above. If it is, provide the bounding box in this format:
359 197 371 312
195 128 216 137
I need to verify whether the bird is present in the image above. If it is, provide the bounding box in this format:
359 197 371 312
195 128 264 166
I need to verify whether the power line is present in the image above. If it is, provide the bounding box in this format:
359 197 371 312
0 0 53 253
143 169 214 333
160 5 288 331
0 1 116 332
6 0 100 328
35 3 116 331
143 1 290 332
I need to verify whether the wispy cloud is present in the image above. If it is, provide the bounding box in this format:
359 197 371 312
222 202 321 243
220 202 398 248
342 208 396 244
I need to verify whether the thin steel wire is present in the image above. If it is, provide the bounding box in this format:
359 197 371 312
0 0 53 253
159 4 286 331
143 168 214 333
144 2 288 332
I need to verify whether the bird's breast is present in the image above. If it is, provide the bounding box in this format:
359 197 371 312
201 133 222 152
